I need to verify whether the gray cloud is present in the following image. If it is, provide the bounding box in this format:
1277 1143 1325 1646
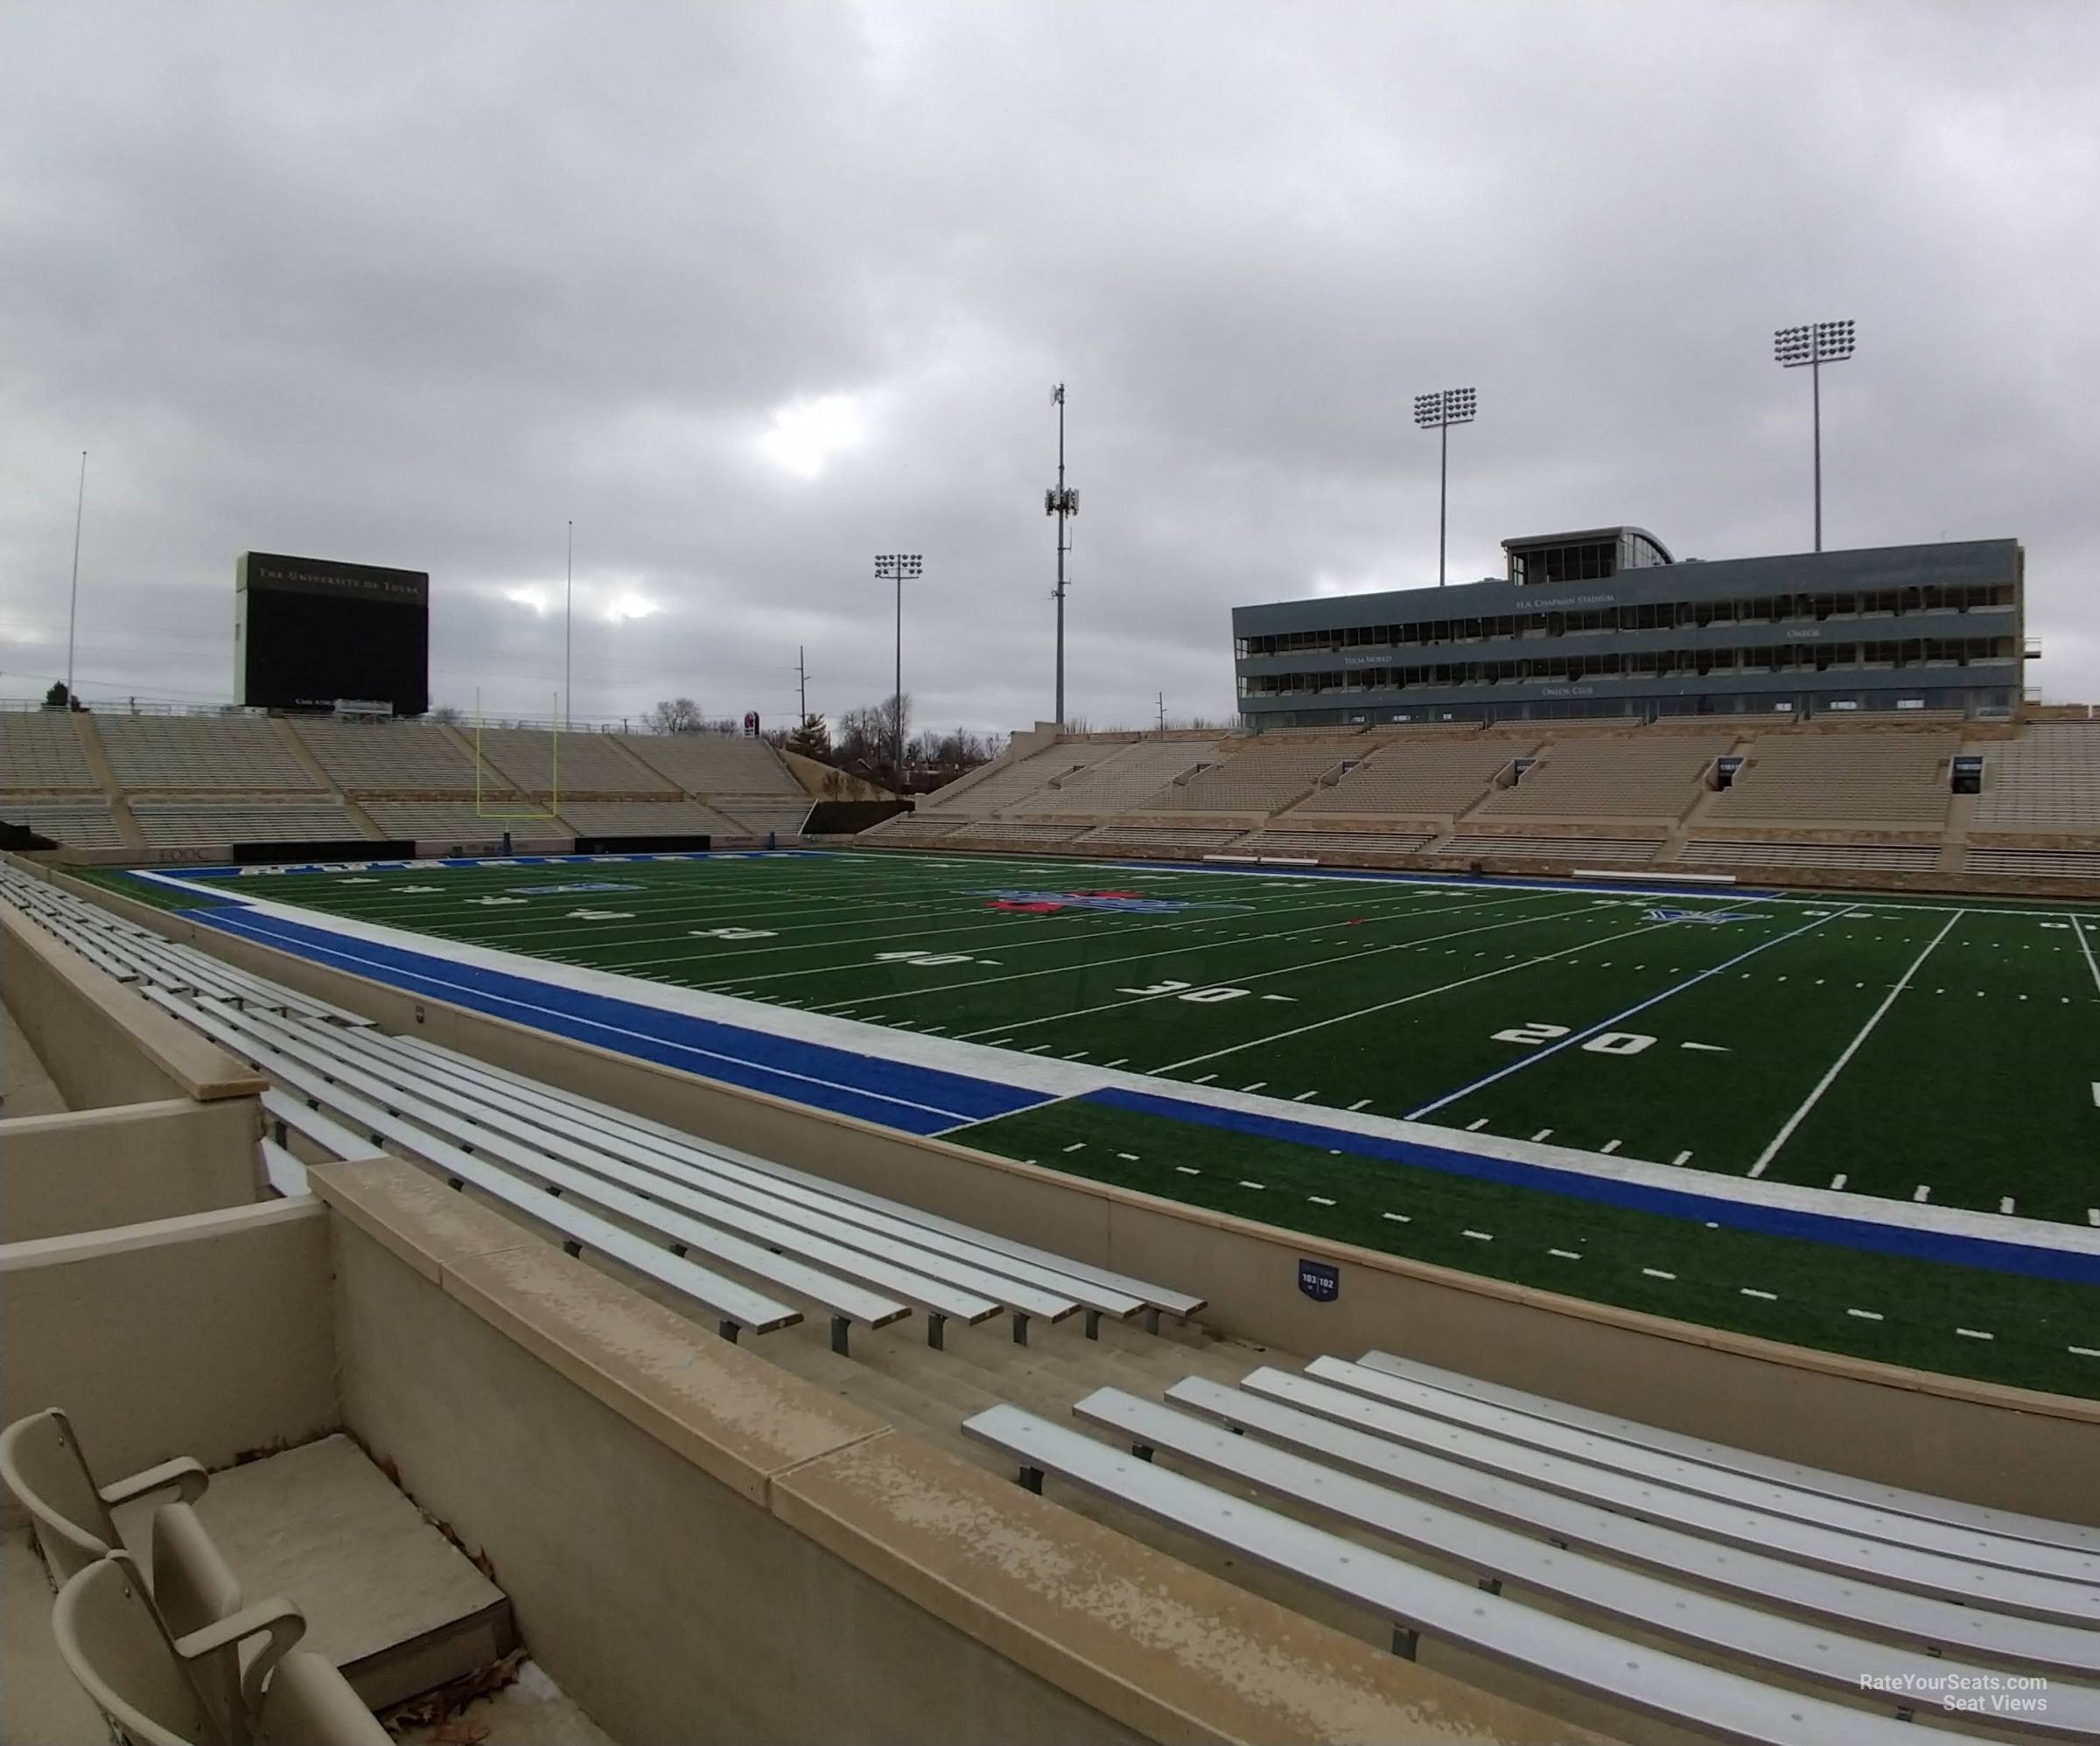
4 0 2096 735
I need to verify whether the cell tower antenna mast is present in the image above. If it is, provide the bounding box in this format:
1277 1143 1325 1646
1045 385 1080 730
796 645 809 721
66 450 87 700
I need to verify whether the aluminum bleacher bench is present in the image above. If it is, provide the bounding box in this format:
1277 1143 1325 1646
1228 1366 2100 1626
1298 1357 2099 1586
306 1028 1083 1343
1348 1348 2100 1555
262 1087 386 1164
207 1003 996 1351
256 1136 310 1199
385 1036 1122 1342
389 1033 1204 1333
1070 1387 2100 1734
1158 1376 2100 1683
138 989 806 1344
961 1406 1929 1746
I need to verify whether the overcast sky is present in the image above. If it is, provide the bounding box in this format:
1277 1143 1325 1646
4 2 2097 737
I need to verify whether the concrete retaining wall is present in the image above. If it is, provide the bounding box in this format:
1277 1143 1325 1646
318 1158 1572 1746
1 1098 259 1242
0 1198 338 1514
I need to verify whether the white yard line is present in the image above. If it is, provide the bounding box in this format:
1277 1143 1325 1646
942 891 1578 1038
1153 911 1701 1076
2075 914 2100 999
1749 911 1963 1178
1404 904 1851 1120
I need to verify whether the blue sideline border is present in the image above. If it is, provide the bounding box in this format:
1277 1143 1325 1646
188 905 1045 1137
1085 1086 2100 1288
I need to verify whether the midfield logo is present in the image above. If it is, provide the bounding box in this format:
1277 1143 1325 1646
508 882 641 895
1645 907 1757 925
975 888 1254 915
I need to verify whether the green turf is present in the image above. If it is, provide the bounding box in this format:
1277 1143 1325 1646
125 848 2099 1394
952 1096 2098 1397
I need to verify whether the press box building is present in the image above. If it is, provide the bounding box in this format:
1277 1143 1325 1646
1231 529 2028 729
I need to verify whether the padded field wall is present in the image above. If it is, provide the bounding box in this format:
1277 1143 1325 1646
866 834 2100 902
60 862 2098 1527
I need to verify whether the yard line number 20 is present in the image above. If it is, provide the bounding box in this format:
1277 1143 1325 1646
1493 1021 1656 1055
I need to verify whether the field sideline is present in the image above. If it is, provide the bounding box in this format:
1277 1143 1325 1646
99 848 2100 1396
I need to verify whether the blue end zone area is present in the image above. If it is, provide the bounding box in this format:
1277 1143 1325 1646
1085 1086 2100 1287
189 906 1049 1136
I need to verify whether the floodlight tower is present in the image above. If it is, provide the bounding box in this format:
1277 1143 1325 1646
1773 320 1855 553
874 552 920 788
1412 387 1475 586
1045 385 1080 729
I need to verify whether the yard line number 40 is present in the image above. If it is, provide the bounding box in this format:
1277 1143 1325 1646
1494 1021 1656 1055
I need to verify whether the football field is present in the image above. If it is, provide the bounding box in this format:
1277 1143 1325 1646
119 848 2100 1395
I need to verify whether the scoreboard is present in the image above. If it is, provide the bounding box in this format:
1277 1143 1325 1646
235 552 429 716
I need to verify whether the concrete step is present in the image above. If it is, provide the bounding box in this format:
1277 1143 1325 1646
114 1434 513 1711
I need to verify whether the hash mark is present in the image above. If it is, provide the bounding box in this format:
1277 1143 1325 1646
1348 1098 1372 1111
1061 1142 1087 1154
1530 1128 1553 1142
1740 1289 1777 1301
1913 1184 1931 1203
1238 1180 1266 1191
1382 1211 1410 1223
1466 1118 1489 1131
1548 1247 1581 1261
1307 1195 1336 1206
1462 1229 1493 1241
1600 1139 1621 1154
1830 1174 1847 1191
1175 1165 1200 1176
1956 1328 1995 1341
1847 1308 1884 1321
1672 1150 1692 1167
1116 1151 1140 1162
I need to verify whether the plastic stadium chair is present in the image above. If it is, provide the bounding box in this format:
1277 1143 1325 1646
53 1551 304 1746
256 1651 394 1746
0 1407 207 1584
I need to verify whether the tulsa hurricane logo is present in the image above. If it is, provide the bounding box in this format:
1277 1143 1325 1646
976 888 1251 915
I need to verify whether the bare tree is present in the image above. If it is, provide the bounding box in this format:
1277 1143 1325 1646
644 697 705 734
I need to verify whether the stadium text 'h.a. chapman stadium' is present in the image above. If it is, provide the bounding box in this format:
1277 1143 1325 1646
6 525 2096 1745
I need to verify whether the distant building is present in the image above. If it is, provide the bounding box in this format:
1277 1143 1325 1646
1232 530 2027 728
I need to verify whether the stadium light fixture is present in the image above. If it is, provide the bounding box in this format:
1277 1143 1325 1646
1045 384 1080 730
874 553 921 788
1773 319 1855 553
1412 388 1475 586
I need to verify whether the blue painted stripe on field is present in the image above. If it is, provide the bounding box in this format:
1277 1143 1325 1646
186 906 1047 1136
1082 1086 2100 1286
